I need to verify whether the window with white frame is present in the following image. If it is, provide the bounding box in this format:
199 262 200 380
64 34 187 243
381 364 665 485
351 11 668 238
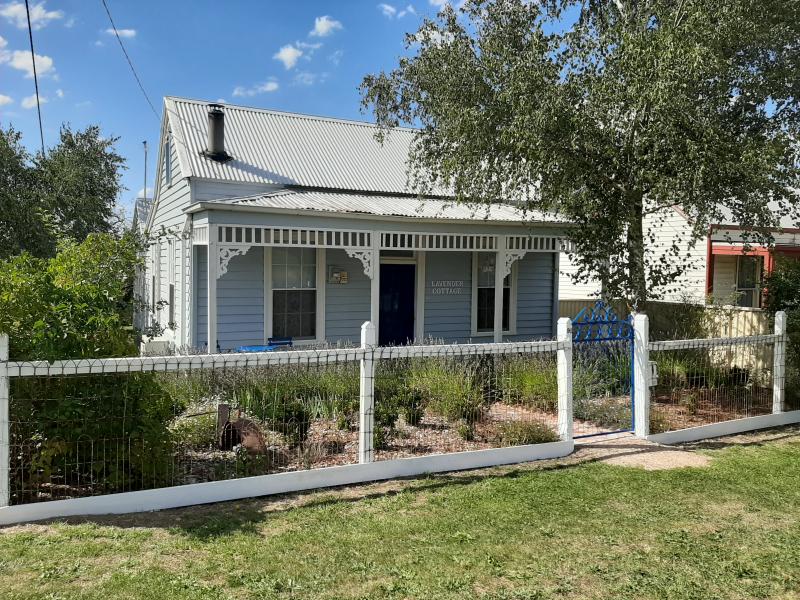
473 252 512 333
164 139 172 187
735 255 762 308
271 248 316 339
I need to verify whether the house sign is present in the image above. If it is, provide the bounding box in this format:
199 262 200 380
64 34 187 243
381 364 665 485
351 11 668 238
431 280 464 295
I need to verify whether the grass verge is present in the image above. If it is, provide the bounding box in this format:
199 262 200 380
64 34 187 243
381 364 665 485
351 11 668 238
1 429 800 599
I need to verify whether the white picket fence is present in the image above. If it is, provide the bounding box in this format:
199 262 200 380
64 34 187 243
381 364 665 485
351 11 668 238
0 312 797 525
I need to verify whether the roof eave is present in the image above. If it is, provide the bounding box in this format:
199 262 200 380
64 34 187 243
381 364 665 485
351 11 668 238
184 201 571 229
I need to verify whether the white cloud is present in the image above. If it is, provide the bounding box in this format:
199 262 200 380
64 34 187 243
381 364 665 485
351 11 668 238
64 16 75 28
0 34 6 48
0 94 12 106
136 187 153 199
21 93 46 109
398 4 416 17
7 50 55 78
273 44 303 70
55 88 63 98
310 15 342 37
293 71 328 86
232 79 279 97
378 3 397 17
328 49 343 66
0 1 63 30
105 27 136 38
429 0 448 5
94 39 105 47
379 3 416 19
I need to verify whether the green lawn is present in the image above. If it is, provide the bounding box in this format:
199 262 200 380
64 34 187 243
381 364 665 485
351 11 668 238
2 432 800 599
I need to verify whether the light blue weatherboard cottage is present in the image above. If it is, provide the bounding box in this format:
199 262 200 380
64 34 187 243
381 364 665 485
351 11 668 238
136 97 571 352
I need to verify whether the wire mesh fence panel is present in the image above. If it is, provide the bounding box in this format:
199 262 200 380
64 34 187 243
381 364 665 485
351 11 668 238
649 338 775 434
8 352 362 505
371 345 561 460
572 340 633 437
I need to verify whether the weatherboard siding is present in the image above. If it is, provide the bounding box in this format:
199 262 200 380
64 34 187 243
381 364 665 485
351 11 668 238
508 252 556 340
325 249 371 343
192 180 281 202
424 252 473 343
150 134 190 231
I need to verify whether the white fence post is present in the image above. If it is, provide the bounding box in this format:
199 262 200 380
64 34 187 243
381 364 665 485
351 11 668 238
556 318 573 441
633 313 650 438
359 321 377 464
0 334 9 507
773 310 787 414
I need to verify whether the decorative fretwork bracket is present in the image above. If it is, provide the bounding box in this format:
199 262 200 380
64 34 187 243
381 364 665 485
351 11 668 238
218 245 252 278
503 250 528 277
345 248 374 279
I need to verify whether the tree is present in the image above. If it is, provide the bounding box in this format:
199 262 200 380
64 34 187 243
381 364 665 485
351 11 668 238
0 233 141 361
361 0 800 305
0 125 126 259
0 127 52 257
37 125 126 242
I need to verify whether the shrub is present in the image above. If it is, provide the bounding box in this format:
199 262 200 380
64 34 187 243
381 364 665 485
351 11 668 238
409 358 484 423
573 396 631 430
500 356 558 411
170 409 218 451
496 421 559 446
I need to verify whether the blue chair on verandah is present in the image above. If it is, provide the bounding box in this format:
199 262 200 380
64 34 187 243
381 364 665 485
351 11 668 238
235 337 293 353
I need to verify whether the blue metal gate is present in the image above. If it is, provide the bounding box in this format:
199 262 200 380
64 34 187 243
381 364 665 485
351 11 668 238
572 301 635 438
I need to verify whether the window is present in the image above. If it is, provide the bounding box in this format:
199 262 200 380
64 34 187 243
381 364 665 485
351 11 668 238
736 256 762 308
271 248 316 339
164 139 172 187
474 252 511 333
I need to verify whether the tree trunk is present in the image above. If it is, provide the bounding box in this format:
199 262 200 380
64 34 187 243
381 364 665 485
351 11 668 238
626 191 647 308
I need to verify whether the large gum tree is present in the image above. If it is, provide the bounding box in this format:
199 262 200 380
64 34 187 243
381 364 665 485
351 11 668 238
361 0 800 306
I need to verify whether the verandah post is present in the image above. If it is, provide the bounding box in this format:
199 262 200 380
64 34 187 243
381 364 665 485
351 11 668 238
556 318 573 442
359 321 377 463
773 310 787 414
633 313 650 438
0 334 9 507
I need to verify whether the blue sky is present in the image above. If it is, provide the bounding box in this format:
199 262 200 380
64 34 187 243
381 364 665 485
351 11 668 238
0 0 447 219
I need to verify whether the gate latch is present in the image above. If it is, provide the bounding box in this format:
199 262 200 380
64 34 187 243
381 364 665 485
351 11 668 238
649 360 658 387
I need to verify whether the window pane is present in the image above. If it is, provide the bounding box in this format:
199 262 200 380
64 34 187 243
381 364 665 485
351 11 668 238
286 264 301 288
477 253 495 288
272 247 287 266
302 248 317 266
286 248 302 265
737 257 759 288
301 266 316 288
503 290 510 330
273 290 316 339
271 265 287 289
477 288 494 331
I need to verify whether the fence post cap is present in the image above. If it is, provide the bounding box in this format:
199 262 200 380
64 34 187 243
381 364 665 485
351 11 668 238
360 321 377 347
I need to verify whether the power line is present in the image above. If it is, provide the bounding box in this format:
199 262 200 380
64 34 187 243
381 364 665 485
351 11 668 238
100 0 159 120
24 0 45 155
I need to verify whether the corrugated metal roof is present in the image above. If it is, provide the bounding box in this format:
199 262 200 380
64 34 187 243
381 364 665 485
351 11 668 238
205 189 564 224
166 97 429 194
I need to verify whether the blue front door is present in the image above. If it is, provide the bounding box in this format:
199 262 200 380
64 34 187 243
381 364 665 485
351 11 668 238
379 263 416 346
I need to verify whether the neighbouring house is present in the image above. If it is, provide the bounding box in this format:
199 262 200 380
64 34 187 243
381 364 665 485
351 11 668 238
136 97 572 352
559 205 800 308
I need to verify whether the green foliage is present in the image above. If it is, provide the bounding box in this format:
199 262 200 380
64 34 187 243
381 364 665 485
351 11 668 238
0 125 125 260
408 358 484 423
0 233 141 361
573 397 632 431
362 0 799 304
169 410 218 451
496 420 559 446
11 373 177 502
500 356 558 411
764 259 800 409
